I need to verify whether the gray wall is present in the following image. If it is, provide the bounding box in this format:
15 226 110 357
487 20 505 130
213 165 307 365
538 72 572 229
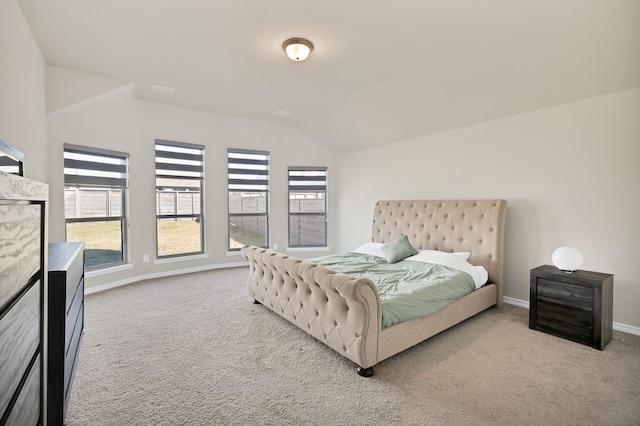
46 86 339 289
0 0 47 182
336 87 640 329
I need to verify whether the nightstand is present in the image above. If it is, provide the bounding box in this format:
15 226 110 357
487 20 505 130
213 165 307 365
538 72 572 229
529 265 613 350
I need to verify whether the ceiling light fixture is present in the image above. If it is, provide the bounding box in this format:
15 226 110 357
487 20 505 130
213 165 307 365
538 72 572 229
282 38 313 62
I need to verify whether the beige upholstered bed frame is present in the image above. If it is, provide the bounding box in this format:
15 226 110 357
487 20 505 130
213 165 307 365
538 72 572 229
241 200 507 376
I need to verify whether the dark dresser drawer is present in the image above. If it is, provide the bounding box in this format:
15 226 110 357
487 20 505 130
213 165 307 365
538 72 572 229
5 354 41 426
0 282 40 416
0 203 41 311
64 302 83 390
530 265 613 350
65 249 84 311
65 277 84 351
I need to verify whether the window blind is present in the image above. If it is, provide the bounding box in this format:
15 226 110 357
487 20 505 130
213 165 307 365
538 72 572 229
228 149 269 191
288 167 327 192
64 145 128 188
155 140 204 181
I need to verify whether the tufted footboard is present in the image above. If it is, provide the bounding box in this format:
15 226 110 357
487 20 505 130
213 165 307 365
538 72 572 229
241 246 381 371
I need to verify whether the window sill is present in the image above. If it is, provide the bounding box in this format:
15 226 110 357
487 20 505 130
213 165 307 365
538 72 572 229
154 253 209 264
225 247 330 255
287 247 330 252
86 263 134 278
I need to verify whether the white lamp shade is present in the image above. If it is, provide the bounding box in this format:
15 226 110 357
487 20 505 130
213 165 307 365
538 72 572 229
551 247 584 272
285 43 310 61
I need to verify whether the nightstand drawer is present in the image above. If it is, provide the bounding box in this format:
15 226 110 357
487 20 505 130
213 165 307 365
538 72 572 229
535 300 593 345
537 279 593 311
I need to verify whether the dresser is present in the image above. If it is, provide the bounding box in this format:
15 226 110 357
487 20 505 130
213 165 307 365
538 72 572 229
0 169 48 425
47 242 84 425
529 265 614 350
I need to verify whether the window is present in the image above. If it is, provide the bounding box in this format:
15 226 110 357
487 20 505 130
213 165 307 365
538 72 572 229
288 167 327 248
64 145 128 269
155 140 204 258
228 149 269 250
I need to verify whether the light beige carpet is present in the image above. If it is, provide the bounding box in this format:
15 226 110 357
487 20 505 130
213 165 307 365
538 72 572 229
66 267 640 426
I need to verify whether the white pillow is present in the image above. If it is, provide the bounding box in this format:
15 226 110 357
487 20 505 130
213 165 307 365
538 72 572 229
352 242 385 257
354 244 470 261
451 251 471 261
474 266 489 287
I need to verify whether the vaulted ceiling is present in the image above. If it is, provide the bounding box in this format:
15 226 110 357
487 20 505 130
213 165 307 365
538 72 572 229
17 0 640 153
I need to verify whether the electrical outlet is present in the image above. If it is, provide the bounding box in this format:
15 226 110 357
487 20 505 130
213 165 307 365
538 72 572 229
273 243 278 250
143 255 149 263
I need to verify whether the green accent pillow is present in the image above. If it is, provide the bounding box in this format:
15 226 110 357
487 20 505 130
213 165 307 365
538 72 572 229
381 235 418 263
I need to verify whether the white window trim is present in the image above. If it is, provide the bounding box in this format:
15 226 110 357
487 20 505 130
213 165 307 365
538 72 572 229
154 253 210 265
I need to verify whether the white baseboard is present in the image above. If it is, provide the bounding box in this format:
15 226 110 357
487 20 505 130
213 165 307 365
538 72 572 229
85 261 247 295
502 296 640 337
611 322 640 336
502 296 529 309
86 275 640 337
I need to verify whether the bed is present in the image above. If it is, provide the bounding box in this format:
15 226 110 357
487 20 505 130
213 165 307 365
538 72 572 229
241 199 507 376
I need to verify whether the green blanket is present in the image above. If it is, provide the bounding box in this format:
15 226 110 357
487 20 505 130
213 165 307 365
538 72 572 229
308 252 475 328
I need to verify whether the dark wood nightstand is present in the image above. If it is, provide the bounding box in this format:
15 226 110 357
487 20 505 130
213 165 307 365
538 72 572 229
529 265 613 350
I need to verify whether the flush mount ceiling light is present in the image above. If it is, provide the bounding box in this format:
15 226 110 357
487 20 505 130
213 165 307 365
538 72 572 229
282 38 313 61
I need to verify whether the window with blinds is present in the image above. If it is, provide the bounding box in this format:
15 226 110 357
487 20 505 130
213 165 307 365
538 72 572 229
288 167 327 247
155 140 205 258
63 144 128 269
227 149 269 250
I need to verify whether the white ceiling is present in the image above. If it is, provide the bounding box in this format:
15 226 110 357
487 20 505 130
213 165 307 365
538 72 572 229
17 0 640 153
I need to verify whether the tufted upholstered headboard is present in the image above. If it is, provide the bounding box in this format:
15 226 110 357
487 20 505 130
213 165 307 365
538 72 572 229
372 200 507 302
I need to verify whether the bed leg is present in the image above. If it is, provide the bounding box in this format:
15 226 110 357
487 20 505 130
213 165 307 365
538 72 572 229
253 299 261 305
356 366 374 377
